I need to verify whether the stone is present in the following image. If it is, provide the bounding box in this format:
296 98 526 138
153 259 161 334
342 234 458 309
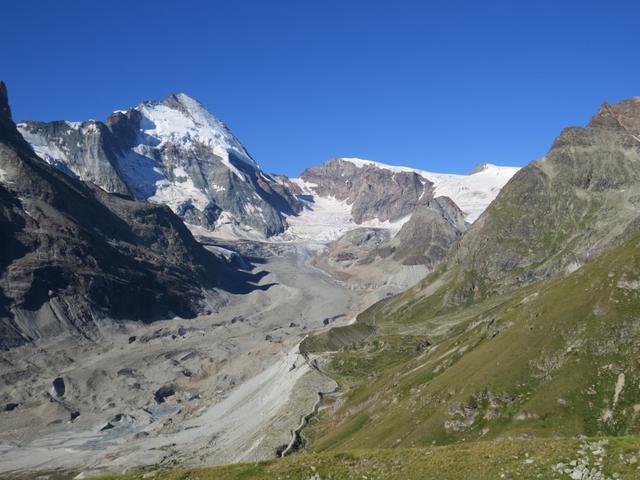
154 386 176 404
51 377 65 397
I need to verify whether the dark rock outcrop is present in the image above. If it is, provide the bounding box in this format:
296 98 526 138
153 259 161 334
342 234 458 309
380 196 467 266
154 385 175 404
51 377 65 397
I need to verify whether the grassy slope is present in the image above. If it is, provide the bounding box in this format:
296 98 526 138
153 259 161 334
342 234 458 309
302 232 640 452
93 437 640 479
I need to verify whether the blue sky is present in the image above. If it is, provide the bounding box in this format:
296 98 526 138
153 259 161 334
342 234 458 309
3 0 640 176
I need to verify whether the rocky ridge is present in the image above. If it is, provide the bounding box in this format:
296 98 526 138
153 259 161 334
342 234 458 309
442 96 640 302
299 157 518 226
301 158 434 224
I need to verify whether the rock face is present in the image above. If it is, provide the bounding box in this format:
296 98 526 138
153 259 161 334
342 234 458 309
18 120 133 196
301 158 434 223
444 96 640 301
374 196 467 267
0 82 245 350
18 93 302 237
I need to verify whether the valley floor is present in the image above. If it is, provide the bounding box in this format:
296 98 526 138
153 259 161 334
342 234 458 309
0 242 367 478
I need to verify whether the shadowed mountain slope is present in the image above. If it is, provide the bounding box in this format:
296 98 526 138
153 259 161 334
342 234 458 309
0 81 257 349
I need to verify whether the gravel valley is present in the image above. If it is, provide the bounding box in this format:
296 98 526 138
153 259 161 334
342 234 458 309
0 241 362 477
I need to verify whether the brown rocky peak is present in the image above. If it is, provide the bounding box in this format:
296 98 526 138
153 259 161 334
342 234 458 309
589 101 622 130
589 97 640 135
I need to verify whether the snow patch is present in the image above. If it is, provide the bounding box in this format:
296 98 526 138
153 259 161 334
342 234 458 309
275 178 410 244
148 166 210 211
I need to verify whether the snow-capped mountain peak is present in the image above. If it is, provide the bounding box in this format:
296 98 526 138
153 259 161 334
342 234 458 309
17 93 303 237
134 93 257 177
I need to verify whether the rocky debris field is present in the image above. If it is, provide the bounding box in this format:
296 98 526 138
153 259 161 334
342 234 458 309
0 243 356 478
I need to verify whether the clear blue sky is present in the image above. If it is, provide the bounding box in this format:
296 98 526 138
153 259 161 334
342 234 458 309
3 0 640 176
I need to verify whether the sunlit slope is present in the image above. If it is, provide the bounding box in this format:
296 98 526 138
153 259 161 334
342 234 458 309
439 98 640 304
304 230 640 451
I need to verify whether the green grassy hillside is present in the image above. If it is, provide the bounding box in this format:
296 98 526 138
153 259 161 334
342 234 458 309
303 232 640 452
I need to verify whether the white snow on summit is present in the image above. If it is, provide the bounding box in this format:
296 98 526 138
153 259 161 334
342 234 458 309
132 93 256 183
113 93 263 215
340 158 519 222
